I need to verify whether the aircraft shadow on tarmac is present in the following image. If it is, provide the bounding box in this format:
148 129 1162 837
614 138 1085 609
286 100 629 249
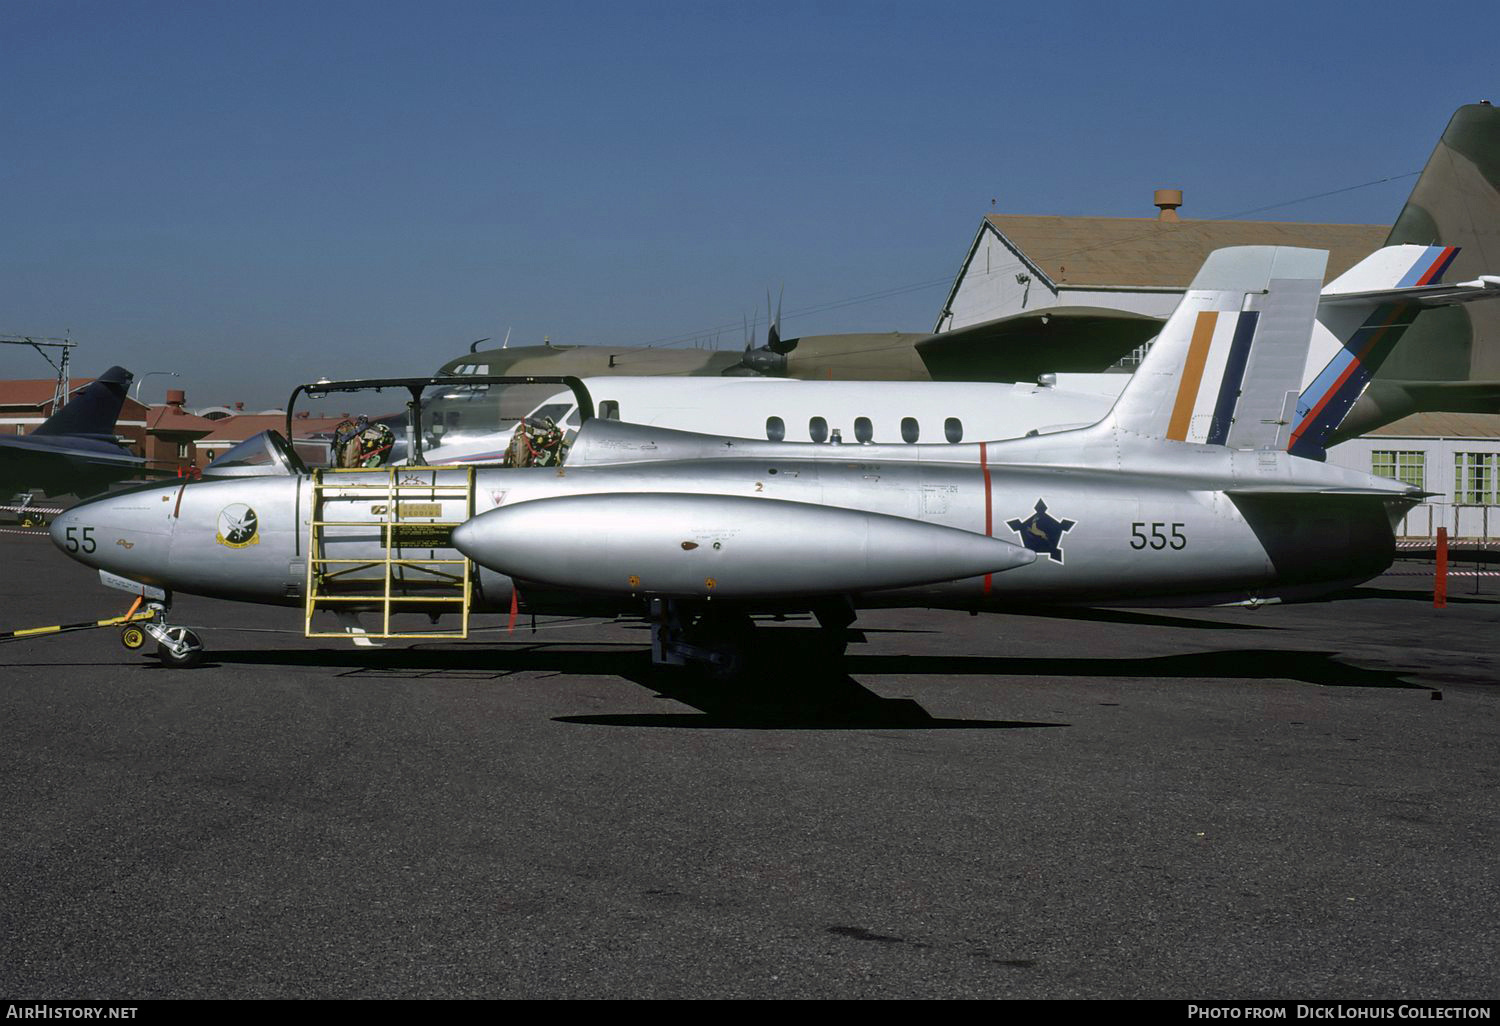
1000 606 1280 630
841 648 1425 691
190 641 1061 730
1339 585 1495 604
184 634 1426 730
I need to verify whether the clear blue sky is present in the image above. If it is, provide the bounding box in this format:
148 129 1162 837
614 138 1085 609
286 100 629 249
2 1 1495 406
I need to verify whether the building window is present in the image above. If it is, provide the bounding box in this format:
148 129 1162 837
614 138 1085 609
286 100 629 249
765 416 785 442
900 417 919 444
808 416 828 443
177 442 190 459
1454 452 1498 504
944 417 963 443
1371 450 1425 490
853 417 873 443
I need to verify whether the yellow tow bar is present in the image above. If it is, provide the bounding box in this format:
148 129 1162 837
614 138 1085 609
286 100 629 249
0 596 158 648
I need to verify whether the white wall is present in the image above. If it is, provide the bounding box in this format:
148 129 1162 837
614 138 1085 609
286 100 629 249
940 226 1183 331
1328 435 1500 540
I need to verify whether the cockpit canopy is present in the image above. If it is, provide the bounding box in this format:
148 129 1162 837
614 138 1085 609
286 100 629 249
202 430 310 477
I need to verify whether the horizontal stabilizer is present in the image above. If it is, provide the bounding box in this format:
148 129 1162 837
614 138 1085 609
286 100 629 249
1226 485 1426 499
1319 276 1500 309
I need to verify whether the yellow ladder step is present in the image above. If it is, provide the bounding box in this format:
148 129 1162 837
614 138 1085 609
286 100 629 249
304 464 476 640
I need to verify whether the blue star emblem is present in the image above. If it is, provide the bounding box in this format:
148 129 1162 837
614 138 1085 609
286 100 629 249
1006 499 1076 564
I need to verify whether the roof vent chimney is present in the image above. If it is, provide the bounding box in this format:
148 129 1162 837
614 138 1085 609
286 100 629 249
1154 188 1183 222
166 389 185 407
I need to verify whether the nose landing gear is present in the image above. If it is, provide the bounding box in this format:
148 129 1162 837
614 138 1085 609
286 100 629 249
128 603 205 668
146 624 204 668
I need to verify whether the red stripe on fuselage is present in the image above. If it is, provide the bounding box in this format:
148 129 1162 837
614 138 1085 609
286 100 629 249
980 442 993 595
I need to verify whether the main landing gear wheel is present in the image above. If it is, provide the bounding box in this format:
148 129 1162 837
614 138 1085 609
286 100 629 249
120 624 147 650
153 626 204 668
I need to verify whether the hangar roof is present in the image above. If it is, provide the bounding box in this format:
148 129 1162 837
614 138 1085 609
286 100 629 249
1365 412 1500 439
986 214 1390 288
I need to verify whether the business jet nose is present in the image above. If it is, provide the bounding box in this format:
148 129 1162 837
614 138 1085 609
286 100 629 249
50 486 177 584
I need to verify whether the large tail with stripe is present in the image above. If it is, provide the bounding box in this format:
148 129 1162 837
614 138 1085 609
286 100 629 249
1287 244 1468 458
1107 246 1327 448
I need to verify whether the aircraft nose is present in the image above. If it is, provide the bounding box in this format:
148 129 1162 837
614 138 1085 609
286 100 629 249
48 509 76 552
50 487 176 582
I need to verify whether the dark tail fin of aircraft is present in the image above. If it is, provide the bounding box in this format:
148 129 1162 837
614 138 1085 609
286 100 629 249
33 366 134 440
1334 102 1500 438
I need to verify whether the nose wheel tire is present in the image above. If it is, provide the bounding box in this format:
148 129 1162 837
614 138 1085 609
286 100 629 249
154 627 204 668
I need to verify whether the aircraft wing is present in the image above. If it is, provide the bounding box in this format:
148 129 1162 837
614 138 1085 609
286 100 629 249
914 306 1164 381
1225 485 1426 498
1320 275 1500 308
0 435 149 497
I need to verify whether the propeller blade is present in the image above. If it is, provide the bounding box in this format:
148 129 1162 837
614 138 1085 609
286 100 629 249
767 284 792 353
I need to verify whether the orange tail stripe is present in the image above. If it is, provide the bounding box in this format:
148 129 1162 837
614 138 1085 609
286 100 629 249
1167 311 1219 441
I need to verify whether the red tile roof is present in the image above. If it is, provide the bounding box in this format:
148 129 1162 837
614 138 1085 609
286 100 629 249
197 413 353 444
0 377 150 418
0 377 104 408
145 404 219 434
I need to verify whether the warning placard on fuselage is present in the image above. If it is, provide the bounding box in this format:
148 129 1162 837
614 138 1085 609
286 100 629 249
383 523 456 548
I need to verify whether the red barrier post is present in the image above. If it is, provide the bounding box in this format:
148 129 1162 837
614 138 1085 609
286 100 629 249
1434 527 1448 608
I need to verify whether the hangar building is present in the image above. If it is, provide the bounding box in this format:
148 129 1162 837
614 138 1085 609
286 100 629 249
935 192 1389 335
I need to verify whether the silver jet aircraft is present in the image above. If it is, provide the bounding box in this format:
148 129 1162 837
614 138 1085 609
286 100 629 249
50 246 1430 672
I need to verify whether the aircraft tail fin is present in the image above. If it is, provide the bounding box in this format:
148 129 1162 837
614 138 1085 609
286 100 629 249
33 366 134 440
1359 102 1500 423
1107 246 1326 448
1387 103 1500 263
1287 245 1482 459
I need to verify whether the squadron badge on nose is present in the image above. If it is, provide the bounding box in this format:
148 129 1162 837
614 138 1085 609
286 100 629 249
215 504 260 548
1006 499 1075 564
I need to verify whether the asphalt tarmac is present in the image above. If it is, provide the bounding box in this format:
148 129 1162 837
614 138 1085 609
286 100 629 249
2 529 1497 1000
